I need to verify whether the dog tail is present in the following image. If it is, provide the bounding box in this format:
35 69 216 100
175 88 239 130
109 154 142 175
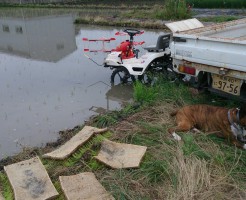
170 110 178 117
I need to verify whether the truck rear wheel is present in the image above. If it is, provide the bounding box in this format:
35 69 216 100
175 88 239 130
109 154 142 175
111 67 135 85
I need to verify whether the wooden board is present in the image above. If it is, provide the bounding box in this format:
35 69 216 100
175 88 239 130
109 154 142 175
4 156 58 200
43 126 108 160
95 139 147 169
59 172 114 200
0 193 4 200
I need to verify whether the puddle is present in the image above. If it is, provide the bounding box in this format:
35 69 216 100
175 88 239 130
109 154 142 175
0 8 165 159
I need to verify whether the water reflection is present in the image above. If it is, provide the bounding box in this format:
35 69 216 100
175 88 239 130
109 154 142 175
0 14 76 62
89 83 134 114
106 84 134 104
0 9 164 160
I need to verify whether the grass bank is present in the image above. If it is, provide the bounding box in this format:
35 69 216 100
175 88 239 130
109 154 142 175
0 78 245 199
0 1 244 27
200 15 240 23
73 0 244 27
74 16 168 30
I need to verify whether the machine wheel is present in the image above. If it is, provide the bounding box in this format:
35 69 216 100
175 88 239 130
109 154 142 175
138 72 154 85
138 59 164 85
111 67 136 85
162 65 177 82
138 65 177 85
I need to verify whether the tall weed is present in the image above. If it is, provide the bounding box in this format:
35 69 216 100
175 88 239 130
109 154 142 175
158 0 191 20
133 81 158 104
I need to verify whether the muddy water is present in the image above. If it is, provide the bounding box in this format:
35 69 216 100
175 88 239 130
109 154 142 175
0 9 165 159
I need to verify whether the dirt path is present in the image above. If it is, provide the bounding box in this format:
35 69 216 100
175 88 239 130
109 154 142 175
193 8 246 18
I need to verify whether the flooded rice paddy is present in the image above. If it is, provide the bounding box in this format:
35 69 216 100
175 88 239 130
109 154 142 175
0 8 165 159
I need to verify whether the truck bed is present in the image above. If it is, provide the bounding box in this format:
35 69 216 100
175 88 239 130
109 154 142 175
181 18 246 42
167 18 246 75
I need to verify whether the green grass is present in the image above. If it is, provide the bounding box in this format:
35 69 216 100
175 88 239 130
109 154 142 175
133 78 206 105
200 15 240 23
0 172 13 200
121 0 192 20
89 104 138 128
140 74 241 109
134 155 170 183
161 0 192 20
122 9 151 19
133 81 158 104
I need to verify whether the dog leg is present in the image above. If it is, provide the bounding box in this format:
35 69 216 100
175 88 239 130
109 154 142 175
172 132 181 141
232 139 246 150
168 127 182 141
192 128 201 133
227 131 246 149
222 128 246 150
168 123 193 141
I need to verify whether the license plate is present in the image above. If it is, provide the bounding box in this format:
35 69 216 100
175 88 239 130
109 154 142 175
212 74 242 96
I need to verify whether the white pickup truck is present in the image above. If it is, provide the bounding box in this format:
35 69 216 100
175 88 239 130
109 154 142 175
165 18 246 101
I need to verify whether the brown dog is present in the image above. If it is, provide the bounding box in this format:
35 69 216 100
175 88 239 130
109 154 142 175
168 104 246 149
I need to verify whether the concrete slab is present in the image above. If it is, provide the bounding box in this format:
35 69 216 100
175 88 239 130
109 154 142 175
43 126 108 160
4 156 58 200
95 139 147 169
59 172 114 200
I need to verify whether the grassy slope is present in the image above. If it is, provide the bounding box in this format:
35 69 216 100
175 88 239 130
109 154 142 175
1 80 245 199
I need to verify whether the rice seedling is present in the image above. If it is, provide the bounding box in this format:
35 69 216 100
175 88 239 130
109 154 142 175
53 181 65 200
0 172 13 200
64 132 111 167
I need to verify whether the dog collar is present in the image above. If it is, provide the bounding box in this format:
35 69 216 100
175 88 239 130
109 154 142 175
228 109 242 131
228 109 244 138
236 108 240 124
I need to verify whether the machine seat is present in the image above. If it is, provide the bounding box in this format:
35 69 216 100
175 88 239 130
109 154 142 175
144 34 170 52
